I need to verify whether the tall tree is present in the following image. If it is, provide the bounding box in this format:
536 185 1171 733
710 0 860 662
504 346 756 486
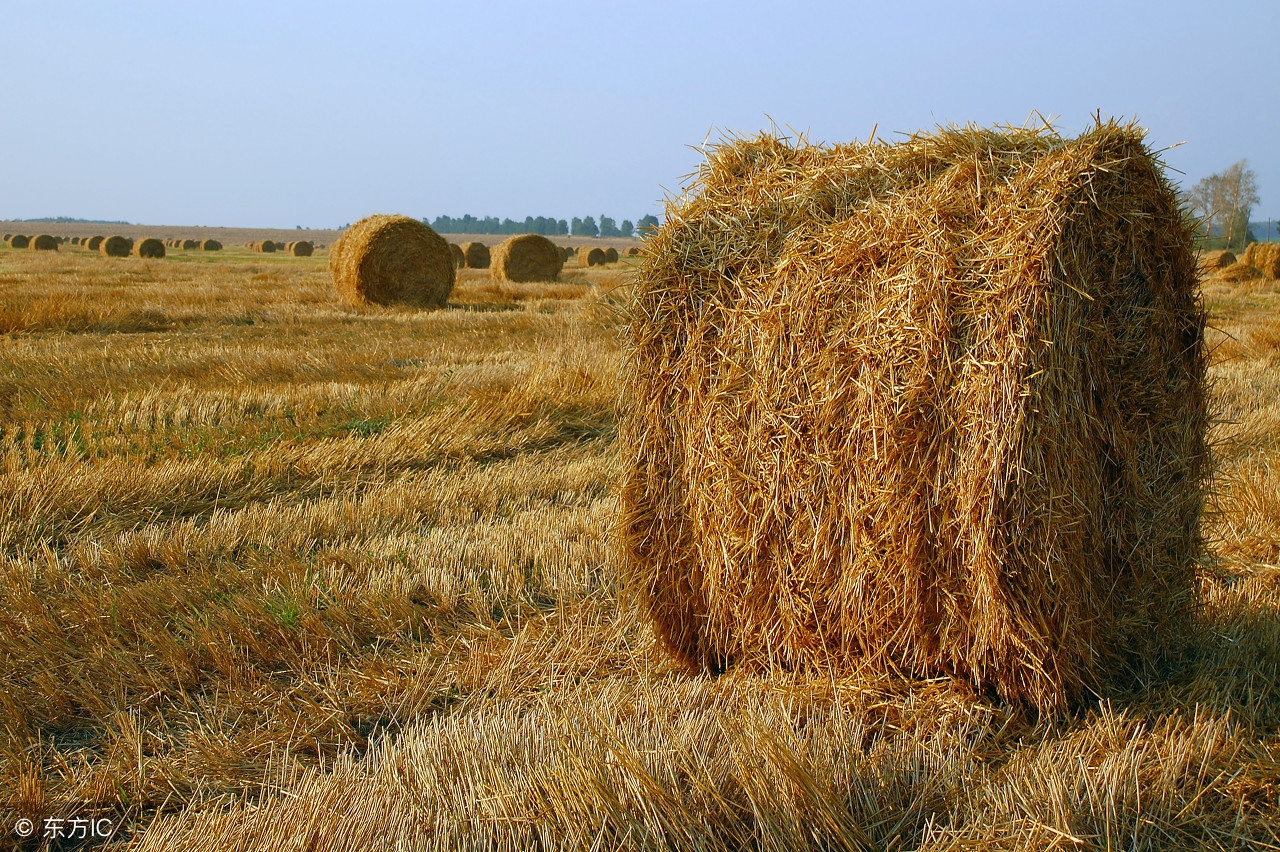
1189 160 1260 249
599 215 619 237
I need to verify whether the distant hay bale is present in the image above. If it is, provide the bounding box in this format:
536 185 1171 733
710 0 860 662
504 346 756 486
254 240 277 253
86 236 104 251
604 247 619 263
2 234 10 242
460 241 490 268
182 239 199 250
626 246 641 256
330 214 454 308
70 236 81 246
288 240 313 256
7 235 30 249
448 243 465 268
1198 249 1235 271
623 122 1208 712
200 239 222 251
491 233 564 283
30 234 58 251
134 238 165 258
1218 260 1265 281
577 246 606 266
100 236 132 257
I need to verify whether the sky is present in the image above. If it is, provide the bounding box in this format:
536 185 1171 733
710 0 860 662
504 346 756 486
1 0 1276 229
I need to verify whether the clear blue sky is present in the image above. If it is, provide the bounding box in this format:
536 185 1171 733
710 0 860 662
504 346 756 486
2 0 1276 228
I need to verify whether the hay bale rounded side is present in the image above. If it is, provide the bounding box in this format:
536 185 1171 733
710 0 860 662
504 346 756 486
8 235 30 249
622 123 1209 712
577 246 606 267
330 214 454 308
134 238 165 258
460 241 490 269
491 233 564 283
86 236 104 251
100 235 133 257
448 243 465 268
29 234 58 251
200 239 222 251
288 240 313 257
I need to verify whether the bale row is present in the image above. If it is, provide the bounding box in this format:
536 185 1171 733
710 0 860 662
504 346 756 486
622 121 1208 712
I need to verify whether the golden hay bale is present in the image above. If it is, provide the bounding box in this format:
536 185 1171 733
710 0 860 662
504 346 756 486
134 238 165 258
1198 249 1235 270
460 241 490 269
100 236 132 257
603 247 619 263
85 236 104 251
623 122 1208 712
287 240 313 257
7 234 30 249
29 234 58 251
1217 260 1265 281
330 214 454 308
1244 242 1280 279
70 236 81 246
200 239 222 251
448 243 465 268
491 233 564 283
577 246 606 266
257 240 277 253
180 239 198 250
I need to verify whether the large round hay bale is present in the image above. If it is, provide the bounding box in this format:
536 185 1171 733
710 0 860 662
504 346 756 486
491 233 564 283
134 238 165 258
448 243 465 268
30 234 58 251
459 241 490 268
288 240 313 257
603 247 619 263
577 246 606 267
623 122 1209 712
200 239 222 251
100 235 133 257
85 236 104 251
7 234 30 249
330 214 454 308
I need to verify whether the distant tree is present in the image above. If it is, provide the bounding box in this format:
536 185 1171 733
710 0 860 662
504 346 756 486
619 219 634 238
636 214 660 236
577 216 599 237
599 215 619 237
1188 160 1260 250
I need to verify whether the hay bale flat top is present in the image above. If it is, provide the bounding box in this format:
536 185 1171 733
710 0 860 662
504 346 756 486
624 121 1207 711
460 241 490 269
330 214 454 308
490 233 564 283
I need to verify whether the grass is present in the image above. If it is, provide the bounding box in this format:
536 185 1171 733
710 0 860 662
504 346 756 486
0 244 1277 850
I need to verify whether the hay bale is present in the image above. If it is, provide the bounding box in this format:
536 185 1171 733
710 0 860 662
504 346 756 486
180 239 198 250
200 239 222 251
257 240 277 253
134 238 165 258
626 246 641 256
29 234 58 251
100 235 133 257
1198 249 1235 271
448 243 465 268
623 122 1208 711
460 241 490 269
7 235 29 249
287 240 313 257
85 236 104 251
491 233 564 283
1244 242 1280 279
2 234 9 242
1218 260 1265 281
577 246 606 266
330 214 454 308
70 236 81 246
604 247 619 263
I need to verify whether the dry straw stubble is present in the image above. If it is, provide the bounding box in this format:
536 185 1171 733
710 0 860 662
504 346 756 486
491 233 565 283
330 214 455 308
460 241 490 269
623 120 1209 712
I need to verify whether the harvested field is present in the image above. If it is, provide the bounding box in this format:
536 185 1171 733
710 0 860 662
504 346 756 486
0 189 1277 849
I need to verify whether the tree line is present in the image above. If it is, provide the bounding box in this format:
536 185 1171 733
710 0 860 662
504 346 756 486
426 213 660 238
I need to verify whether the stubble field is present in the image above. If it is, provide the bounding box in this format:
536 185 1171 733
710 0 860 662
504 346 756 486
1 242 1278 850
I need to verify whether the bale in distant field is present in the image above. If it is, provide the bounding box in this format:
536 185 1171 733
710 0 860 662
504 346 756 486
460 241 490 269
200 239 222 251
287 240 313 257
604 247 619 263
100 235 133 257
626 246 641 256
1198 249 1235 271
257 240 277 253
181 239 198 250
491 233 564 283
86 236 104 251
1218 260 1265 281
448 243 465 268
30 234 58 251
623 121 1209 712
134 238 165 258
330 214 454 308
2 234 10 242
7 235 30 249
70 236 81 246
577 246 606 266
